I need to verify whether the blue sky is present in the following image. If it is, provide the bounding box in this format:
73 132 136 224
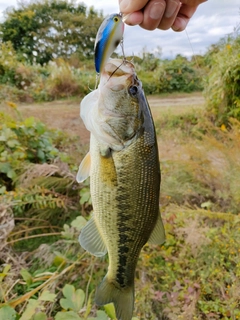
0 0 239 58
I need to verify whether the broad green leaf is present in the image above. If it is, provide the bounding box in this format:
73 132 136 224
0 306 17 320
71 216 87 231
33 313 47 320
88 311 108 320
24 117 35 127
95 311 108 320
60 284 85 313
20 269 32 286
39 290 56 302
19 299 42 320
7 139 19 148
55 311 82 320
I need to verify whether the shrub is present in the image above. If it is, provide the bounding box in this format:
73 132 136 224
204 32 240 125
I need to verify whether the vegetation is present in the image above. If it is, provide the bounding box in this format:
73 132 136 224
0 1 239 319
204 28 240 125
0 0 103 64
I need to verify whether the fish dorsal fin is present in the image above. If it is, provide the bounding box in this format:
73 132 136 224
79 215 107 257
148 213 166 245
76 152 91 183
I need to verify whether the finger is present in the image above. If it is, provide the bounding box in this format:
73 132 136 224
119 0 149 13
140 0 166 31
181 0 207 5
123 11 144 26
157 0 181 30
172 4 198 31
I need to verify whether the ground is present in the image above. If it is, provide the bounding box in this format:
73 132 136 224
15 92 204 145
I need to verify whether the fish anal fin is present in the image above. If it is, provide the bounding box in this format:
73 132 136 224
76 152 91 183
148 213 166 245
95 276 134 320
79 216 107 257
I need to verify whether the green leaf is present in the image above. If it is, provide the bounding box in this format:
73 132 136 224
7 139 19 148
95 311 108 320
55 311 82 320
39 290 56 302
71 216 87 231
88 311 108 320
19 299 41 320
33 312 47 320
104 303 116 319
0 306 17 320
37 149 45 160
60 284 85 313
20 268 32 286
24 117 35 127
7 169 16 179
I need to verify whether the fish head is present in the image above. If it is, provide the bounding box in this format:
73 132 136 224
98 59 142 116
81 59 145 150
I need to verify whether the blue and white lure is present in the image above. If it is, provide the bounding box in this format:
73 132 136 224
94 13 125 74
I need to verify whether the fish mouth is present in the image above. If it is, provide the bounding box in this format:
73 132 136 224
100 59 139 92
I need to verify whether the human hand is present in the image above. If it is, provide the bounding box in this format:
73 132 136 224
119 0 207 31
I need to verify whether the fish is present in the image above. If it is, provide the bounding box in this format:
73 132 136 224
94 13 125 74
77 59 165 320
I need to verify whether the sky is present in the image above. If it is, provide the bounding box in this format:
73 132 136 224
0 0 239 58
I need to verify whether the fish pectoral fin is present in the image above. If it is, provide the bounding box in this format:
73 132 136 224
148 213 166 245
76 152 91 183
79 215 107 257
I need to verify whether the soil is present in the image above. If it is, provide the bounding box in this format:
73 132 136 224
6 92 205 145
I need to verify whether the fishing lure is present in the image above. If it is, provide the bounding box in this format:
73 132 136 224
94 13 125 74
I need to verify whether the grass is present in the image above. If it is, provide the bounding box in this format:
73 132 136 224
0 93 239 319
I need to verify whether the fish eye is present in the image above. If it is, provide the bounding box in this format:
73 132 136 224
129 85 138 97
114 17 119 22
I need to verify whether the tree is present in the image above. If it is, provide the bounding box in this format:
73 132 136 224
0 0 103 64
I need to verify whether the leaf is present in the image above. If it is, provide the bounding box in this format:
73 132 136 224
20 268 32 286
39 290 56 302
95 311 109 320
55 311 82 320
33 312 47 320
104 303 116 319
0 264 11 283
0 306 17 320
71 216 87 231
19 299 42 320
60 284 85 313
88 311 108 320
24 117 35 127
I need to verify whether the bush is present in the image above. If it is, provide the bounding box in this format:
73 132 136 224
204 32 240 125
157 55 204 93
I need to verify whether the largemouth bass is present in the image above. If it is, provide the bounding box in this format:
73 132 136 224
77 59 165 320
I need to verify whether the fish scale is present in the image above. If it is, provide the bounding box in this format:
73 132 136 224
77 59 165 320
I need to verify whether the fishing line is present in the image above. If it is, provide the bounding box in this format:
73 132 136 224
185 27 200 70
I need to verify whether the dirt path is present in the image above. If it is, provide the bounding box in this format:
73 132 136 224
11 92 204 144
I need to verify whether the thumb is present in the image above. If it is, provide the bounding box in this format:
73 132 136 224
119 0 149 12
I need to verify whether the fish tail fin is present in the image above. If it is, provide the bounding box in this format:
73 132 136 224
95 276 134 320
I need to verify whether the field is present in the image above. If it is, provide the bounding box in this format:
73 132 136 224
0 92 240 320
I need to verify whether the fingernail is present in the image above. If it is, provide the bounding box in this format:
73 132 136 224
165 0 179 18
119 0 129 11
150 2 165 20
172 17 188 31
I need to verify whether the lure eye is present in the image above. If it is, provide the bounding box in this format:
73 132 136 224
114 17 119 22
129 85 138 97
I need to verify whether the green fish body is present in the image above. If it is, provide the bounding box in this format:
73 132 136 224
77 59 165 320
